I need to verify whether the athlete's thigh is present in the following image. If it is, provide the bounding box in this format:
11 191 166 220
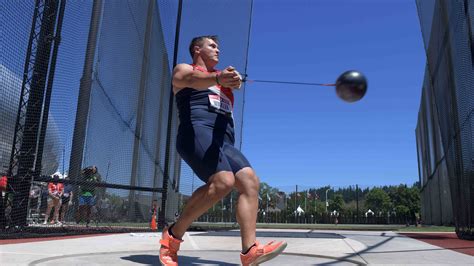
222 143 252 175
176 126 231 182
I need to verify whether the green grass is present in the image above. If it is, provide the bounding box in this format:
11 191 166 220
256 223 405 231
95 222 149 227
62 222 455 233
397 225 455 232
59 222 150 228
190 222 456 232
190 222 406 231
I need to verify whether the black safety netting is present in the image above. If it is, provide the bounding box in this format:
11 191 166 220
416 0 473 239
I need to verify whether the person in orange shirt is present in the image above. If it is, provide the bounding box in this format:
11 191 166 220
43 173 64 225
0 174 8 229
0 175 7 192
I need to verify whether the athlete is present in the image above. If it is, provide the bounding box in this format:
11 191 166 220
159 35 287 266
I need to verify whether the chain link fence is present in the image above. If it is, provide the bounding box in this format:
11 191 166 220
1 0 252 237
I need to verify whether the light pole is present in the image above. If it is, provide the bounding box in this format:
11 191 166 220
325 188 331 213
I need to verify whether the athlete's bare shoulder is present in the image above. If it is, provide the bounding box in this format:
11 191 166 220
172 63 194 93
174 63 193 72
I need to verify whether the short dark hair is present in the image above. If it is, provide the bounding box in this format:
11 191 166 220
189 35 218 58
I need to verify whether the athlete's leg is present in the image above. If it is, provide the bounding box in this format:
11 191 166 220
234 167 287 266
234 167 260 251
171 170 235 239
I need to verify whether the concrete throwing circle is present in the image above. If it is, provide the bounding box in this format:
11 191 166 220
29 249 365 265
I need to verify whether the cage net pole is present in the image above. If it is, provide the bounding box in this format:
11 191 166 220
159 0 183 228
67 0 102 218
8 0 65 228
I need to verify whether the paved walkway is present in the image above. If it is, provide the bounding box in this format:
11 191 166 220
1 229 473 265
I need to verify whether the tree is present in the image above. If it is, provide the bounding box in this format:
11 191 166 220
394 205 410 217
344 200 362 214
386 184 420 220
314 200 326 215
329 194 345 212
259 182 280 211
365 188 391 213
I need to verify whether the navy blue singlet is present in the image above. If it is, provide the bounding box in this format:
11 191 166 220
175 68 251 182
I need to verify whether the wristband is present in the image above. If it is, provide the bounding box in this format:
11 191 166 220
215 73 221 86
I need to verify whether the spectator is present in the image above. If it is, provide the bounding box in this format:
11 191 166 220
76 165 101 226
43 173 64 225
0 174 8 229
0 174 7 192
28 183 42 224
59 174 73 223
4 193 13 227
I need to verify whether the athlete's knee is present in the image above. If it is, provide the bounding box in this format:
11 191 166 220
235 167 260 195
208 171 235 199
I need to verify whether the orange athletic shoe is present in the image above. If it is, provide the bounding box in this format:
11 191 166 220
159 226 183 266
240 240 287 266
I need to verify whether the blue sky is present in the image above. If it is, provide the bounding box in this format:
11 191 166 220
239 0 426 189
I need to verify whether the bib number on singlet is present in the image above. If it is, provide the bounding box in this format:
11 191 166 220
208 94 233 115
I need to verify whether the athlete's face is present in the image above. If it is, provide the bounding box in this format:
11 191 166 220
196 38 220 63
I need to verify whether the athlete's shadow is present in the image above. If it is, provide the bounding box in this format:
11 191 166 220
121 254 239 265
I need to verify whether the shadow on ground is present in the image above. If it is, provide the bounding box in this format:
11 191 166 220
121 254 239 265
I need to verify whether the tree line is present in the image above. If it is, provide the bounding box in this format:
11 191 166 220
258 182 420 219
184 182 421 224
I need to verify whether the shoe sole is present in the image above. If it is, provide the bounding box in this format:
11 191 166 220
159 255 173 266
158 247 167 266
158 257 166 266
159 255 178 266
250 242 287 266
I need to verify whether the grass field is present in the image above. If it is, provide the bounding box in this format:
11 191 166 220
44 222 455 233
397 225 455 232
190 222 456 232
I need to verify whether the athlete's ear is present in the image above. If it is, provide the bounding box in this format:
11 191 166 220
193 45 200 55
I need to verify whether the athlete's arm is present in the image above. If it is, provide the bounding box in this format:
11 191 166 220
172 64 218 93
172 64 241 94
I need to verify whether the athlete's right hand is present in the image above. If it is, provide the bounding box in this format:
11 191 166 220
217 66 242 89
